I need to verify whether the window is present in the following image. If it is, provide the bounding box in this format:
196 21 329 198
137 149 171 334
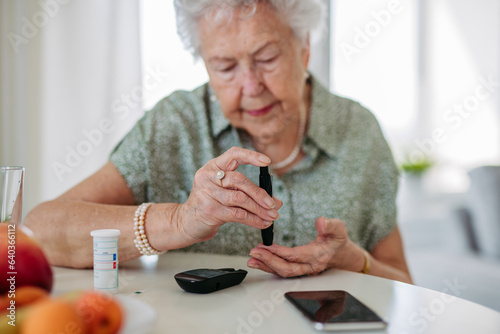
331 0 500 192
140 0 208 111
331 0 417 163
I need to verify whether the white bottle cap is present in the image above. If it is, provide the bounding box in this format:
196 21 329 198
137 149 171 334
90 229 121 238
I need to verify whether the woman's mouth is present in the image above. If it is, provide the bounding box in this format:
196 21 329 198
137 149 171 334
245 103 275 116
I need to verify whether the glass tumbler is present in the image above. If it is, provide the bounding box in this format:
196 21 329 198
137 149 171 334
1 167 25 226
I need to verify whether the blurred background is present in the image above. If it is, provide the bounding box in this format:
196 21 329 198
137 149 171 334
1 0 499 311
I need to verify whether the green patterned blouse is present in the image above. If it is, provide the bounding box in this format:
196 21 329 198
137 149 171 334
110 76 398 255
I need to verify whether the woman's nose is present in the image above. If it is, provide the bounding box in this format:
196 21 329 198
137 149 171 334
241 69 264 97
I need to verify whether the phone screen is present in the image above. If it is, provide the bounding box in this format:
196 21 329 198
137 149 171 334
284 290 387 331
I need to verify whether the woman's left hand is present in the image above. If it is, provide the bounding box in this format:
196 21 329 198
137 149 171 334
247 217 364 277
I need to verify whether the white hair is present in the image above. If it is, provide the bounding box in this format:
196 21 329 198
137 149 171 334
174 0 326 58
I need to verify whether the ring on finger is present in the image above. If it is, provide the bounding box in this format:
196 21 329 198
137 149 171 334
216 170 225 188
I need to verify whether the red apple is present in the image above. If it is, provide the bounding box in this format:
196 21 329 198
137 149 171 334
0 224 54 294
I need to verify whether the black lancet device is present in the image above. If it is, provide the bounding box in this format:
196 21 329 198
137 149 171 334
260 166 274 246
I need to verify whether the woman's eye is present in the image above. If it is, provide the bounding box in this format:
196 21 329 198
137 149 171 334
219 65 236 72
258 56 277 63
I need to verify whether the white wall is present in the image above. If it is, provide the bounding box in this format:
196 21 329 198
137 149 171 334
0 0 144 218
332 0 500 193
140 0 208 111
419 0 500 192
331 0 418 157
1 0 46 219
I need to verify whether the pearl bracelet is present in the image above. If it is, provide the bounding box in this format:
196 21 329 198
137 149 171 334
133 203 165 256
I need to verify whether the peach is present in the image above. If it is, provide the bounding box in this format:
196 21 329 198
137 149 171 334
76 291 123 334
0 306 31 334
20 299 85 334
0 287 48 334
0 286 49 312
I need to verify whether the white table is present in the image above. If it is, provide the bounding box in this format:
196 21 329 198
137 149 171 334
52 252 500 333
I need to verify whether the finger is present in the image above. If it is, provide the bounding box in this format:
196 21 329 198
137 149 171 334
193 171 276 229
213 146 271 172
256 243 316 263
215 187 279 222
257 241 335 272
249 248 312 278
273 197 283 210
315 217 348 241
247 257 278 275
315 216 327 235
215 170 277 209
205 200 274 230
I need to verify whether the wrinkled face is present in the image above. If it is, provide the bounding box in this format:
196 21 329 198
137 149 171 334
198 2 310 144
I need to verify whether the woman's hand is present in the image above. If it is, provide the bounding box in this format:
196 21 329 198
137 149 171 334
247 217 364 277
175 146 283 246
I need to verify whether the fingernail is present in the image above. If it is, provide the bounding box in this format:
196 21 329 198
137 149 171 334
250 251 261 259
265 197 276 209
324 218 332 229
248 263 259 269
268 210 279 219
259 155 271 163
264 221 273 227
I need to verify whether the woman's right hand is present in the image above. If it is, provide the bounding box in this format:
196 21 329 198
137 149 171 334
174 146 282 246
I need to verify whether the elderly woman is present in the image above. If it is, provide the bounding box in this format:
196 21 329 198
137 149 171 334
26 0 412 283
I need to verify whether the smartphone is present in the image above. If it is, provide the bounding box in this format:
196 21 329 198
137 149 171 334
284 290 387 331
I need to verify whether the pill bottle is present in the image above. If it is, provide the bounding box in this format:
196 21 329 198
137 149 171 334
90 229 121 294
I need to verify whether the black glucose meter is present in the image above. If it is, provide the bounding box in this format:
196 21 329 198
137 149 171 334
174 268 247 294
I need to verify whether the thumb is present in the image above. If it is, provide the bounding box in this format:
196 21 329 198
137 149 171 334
315 217 346 238
315 216 328 235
